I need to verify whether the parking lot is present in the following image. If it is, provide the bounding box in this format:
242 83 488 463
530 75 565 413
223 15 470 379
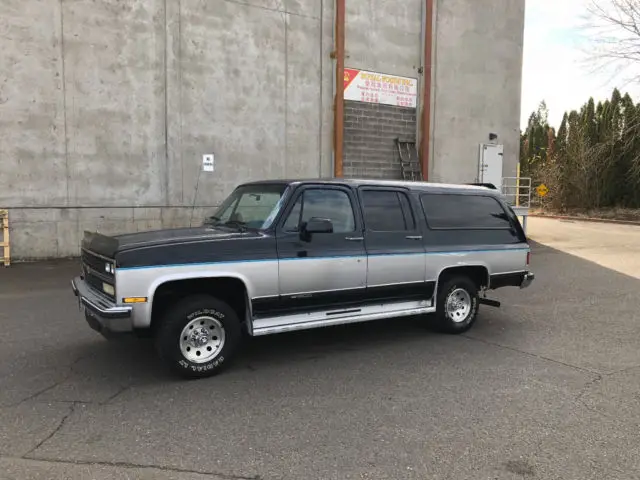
0 217 639 480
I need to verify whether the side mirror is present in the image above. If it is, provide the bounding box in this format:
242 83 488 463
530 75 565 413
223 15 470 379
300 217 333 241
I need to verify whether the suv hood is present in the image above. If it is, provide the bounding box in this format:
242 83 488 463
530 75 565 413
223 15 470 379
82 226 261 259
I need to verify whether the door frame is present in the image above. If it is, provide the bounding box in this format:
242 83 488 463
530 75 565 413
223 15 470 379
271 183 368 315
355 185 431 301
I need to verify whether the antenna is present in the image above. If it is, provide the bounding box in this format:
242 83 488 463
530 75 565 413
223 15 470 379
189 167 203 228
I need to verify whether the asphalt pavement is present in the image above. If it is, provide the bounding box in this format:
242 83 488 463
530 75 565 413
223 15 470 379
0 218 639 479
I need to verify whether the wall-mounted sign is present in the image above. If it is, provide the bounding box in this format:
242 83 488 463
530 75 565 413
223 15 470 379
344 68 418 108
202 154 215 172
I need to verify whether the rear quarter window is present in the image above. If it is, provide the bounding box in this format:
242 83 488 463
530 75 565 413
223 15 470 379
418 193 527 245
420 193 512 230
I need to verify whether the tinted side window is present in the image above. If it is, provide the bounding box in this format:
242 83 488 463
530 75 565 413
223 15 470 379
361 190 414 231
421 194 511 229
283 189 355 233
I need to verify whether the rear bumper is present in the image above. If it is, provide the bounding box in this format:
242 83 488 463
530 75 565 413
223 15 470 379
520 272 535 289
490 271 535 290
71 276 133 335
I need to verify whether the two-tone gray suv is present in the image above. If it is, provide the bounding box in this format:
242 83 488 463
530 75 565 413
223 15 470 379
72 179 534 378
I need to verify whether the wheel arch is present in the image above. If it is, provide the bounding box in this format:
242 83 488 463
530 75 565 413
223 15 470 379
435 264 490 295
149 273 253 332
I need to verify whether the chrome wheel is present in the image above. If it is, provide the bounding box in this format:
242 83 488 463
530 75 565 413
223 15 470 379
179 316 226 363
445 288 471 323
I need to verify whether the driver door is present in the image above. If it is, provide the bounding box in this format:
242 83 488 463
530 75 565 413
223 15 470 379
276 185 367 312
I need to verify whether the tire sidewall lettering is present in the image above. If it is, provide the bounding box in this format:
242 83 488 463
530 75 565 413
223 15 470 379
186 355 225 372
186 309 225 321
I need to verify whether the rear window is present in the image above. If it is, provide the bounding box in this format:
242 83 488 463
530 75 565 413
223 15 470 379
420 193 512 230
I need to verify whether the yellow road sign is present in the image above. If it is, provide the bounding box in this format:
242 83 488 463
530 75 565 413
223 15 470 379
536 184 549 197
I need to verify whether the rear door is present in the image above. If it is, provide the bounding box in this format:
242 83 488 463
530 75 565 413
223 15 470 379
358 187 426 301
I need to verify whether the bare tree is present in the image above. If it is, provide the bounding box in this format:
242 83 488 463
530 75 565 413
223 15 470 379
583 0 640 84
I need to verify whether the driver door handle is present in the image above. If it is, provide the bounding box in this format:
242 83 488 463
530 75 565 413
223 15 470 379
405 235 423 240
345 236 364 241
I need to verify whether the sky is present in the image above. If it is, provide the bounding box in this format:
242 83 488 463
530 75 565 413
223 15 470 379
521 0 640 129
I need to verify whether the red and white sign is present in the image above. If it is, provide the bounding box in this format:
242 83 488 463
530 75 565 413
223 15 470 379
344 68 418 108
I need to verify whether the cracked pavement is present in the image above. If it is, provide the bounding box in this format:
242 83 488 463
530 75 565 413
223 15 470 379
0 218 639 479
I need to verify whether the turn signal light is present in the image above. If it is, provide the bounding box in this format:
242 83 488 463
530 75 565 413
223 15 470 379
123 297 148 304
526 251 531 266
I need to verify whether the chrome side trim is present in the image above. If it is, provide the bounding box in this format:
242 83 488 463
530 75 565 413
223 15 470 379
252 299 435 336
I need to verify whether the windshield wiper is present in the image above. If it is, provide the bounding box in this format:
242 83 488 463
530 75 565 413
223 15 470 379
223 220 248 232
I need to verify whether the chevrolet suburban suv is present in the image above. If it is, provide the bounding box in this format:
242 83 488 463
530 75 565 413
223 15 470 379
72 179 534 378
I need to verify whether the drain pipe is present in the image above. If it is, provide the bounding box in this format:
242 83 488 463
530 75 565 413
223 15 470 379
419 0 434 181
333 0 346 177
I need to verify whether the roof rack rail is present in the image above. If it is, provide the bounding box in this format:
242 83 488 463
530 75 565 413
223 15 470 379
466 182 497 190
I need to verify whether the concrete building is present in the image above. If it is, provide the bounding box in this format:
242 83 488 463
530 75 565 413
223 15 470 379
1 0 525 259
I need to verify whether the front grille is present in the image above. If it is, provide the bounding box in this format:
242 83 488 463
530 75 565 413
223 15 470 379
81 249 115 300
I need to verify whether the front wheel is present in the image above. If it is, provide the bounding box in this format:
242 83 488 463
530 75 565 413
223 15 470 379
154 295 242 379
434 276 479 334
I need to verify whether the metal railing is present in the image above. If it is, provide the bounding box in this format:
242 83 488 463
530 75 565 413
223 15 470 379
501 176 532 208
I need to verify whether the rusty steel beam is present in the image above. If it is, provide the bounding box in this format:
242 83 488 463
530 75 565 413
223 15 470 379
420 0 434 181
333 0 346 177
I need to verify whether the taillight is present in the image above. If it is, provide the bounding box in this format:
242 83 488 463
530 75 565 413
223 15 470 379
526 250 530 266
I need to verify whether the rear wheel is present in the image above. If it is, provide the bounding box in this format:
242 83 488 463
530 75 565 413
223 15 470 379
434 276 479 334
154 295 242 379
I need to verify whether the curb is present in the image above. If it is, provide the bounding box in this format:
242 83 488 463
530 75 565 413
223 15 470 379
529 213 640 226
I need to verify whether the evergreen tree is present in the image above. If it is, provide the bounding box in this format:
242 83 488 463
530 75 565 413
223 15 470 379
519 89 640 210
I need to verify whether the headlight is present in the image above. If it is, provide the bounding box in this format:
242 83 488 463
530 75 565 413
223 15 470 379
105 262 115 274
103 283 115 296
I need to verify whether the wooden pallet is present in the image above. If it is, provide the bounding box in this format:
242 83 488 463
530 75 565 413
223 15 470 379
0 210 9 266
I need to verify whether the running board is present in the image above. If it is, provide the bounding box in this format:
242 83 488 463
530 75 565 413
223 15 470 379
251 300 435 336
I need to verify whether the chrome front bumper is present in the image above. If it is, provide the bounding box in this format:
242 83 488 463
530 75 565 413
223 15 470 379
520 272 535 289
71 276 133 335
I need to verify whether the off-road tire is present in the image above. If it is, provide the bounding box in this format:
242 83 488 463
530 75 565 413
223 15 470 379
154 295 242 379
434 276 479 334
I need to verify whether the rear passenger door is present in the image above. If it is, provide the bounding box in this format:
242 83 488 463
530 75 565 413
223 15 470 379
358 188 426 300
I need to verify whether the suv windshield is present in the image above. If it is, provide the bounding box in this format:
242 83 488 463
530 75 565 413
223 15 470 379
205 184 289 230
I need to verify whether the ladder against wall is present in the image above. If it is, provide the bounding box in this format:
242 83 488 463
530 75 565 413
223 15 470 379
395 138 422 181
0 210 9 267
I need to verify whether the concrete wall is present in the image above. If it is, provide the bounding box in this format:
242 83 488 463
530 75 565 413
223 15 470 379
343 0 525 185
0 0 525 259
1 0 335 258
345 0 423 79
429 0 526 184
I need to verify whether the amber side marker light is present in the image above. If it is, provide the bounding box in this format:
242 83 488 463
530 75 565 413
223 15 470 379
123 297 148 304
